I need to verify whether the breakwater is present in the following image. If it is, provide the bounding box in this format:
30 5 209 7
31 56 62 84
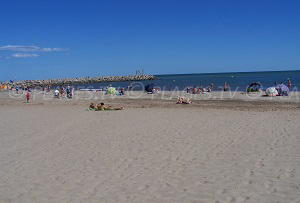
1 75 157 87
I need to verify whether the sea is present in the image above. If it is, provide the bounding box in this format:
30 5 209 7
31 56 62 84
75 70 300 92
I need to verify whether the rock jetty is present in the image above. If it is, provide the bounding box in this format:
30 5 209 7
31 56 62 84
1 75 157 87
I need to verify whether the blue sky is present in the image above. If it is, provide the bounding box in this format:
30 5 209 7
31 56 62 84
0 0 300 81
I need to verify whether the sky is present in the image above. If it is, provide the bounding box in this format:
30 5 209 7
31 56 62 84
0 0 300 81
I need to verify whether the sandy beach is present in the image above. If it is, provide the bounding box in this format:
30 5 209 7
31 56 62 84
0 90 300 202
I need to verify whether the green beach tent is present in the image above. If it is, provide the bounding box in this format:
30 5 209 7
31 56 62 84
106 87 117 94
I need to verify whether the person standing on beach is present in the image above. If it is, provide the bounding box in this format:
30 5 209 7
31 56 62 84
192 86 197 94
26 91 30 103
16 85 19 94
223 82 228 91
66 85 71 98
288 80 292 90
187 86 191 94
60 85 65 97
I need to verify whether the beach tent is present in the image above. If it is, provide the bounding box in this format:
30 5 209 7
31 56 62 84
145 83 155 92
106 87 117 94
247 82 262 92
266 87 278 97
275 84 290 96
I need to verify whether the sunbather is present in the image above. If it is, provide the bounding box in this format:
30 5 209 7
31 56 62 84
96 102 124 111
182 98 192 104
177 97 184 104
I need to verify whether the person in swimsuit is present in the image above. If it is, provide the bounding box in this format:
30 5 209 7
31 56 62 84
97 102 124 111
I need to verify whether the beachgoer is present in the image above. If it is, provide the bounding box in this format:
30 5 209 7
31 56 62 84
197 87 202 94
16 85 19 94
210 83 214 90
151 88 157 94
60 85 64 96
187 86 191 94
192 86 197 94
207 86 212 92
26 91 30 103
89 103 95 108
223 82 228 91
177 97 192 104
183 98 192 104
97 102 124 111
177 97 184 104
288 80 292 90
66 85 71 98
54 89 60 97
120 88 125 95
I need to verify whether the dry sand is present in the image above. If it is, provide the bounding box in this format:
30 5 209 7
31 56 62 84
0 90 300 202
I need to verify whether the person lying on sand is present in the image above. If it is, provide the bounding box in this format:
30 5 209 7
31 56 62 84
96 102 124 111
177 97 184 104
177 97 192 104
182 98 192 104
86 102 97 111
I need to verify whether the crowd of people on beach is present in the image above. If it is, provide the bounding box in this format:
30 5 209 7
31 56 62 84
185 82 217 94
0 78 294 104
274 80 292 90
52 85 75 98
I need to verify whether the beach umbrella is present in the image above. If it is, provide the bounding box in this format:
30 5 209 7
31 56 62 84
279 84 290 96
276 84 290 96
145 83 155 92
266 87 278 97
106 87 117 94
247 82 262 92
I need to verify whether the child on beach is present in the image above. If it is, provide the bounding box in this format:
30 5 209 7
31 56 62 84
26 91 30 103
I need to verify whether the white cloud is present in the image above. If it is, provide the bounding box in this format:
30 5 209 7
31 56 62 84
0 45 68 52
12 53 39 58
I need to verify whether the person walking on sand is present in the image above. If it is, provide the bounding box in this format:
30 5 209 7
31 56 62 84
26 91 30 103
16 85 19 94
288 79 292 90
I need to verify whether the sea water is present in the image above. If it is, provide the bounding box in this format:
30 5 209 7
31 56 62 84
74 70 300 92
